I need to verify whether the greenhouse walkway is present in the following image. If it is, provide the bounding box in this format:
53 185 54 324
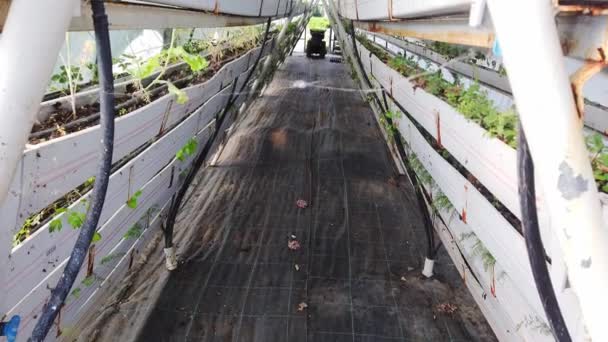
136 54 496 342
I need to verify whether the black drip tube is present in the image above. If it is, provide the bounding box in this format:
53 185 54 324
30 0 115 340
517 123 571 342
163 18 273 251
346 20 436 260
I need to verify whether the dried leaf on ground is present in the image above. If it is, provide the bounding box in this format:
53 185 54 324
297 302 308 311
436 302 458 315
288 240 301 250
296 199 308 208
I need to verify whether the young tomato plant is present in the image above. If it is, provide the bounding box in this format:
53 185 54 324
586 133 608 193
126 190 143 209
125 29 209 105
176 138 198 161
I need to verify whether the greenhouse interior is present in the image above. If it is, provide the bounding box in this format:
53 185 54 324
0 0 607 341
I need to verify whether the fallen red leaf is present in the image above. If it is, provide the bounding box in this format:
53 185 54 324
296 199 308 208
288 240 301 250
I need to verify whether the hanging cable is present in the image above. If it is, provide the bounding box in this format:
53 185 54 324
30 0 115 340
518 123 571 342
162 18 273 260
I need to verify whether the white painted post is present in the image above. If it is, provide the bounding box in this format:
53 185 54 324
0 0 78 317
487 1 608 341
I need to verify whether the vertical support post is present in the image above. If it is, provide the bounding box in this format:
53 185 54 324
0 0 78 316
487 1 608 341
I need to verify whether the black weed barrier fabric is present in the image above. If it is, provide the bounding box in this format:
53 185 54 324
137 55 497 342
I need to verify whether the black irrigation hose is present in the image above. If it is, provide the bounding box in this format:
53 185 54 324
518 124 571 342
346 20 436 259
163 18 273 251
30 1 115 341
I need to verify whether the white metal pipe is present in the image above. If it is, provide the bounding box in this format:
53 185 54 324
487 1 608 340
0 0 77 316
0 0 77 205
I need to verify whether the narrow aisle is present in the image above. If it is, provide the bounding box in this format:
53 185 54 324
138 55 496 342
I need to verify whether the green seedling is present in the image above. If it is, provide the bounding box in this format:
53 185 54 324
127 190 143 209
176 138 198 161
586 133 608 193
124 224 142 239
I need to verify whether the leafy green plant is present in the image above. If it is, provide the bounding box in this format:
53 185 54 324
586 133 608 193
82 275 96 287
429 41 468 60
126 190 143 209
432 191 454 214
71 287 81 299
92 231 102 243
51 65 84 94
183 39 209 54
124 30 208 104
85 62 99 84
124 224 142 239
176 138 198 161
360 35 520 148
516 315 552 336
409 155 435 189
461 232 495 271
67 210 86 229
101 252 125 265
380 110 402 140
307 16 329 32
387 55 417 77
482 108 518 148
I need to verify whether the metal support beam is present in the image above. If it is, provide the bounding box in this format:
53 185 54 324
353 17 495 48
487 1 608 341
69 1 270 31
0 0 80 314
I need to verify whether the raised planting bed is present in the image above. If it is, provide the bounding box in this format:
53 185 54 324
390 96 587 341
355 35 608 245
369 31 608 137
32 30 273 144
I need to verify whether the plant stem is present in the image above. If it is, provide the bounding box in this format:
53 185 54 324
143 28 176 94
62 33 78 119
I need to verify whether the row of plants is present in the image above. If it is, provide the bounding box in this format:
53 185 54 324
32 27 267 143
14 132 201 246
360 34 608 194
358 34 518 148
14 30 271 244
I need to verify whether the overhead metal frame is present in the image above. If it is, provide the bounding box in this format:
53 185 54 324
70 1 270 31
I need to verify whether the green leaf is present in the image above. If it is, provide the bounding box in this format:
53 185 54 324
129 55 160 80
84 176 95 187
82 275 95 287
92 231 102 243
166 81 188 104
124 224 142 239
602 183 608 193
176 149 185 161
126 190 142 209
49 219 63 233
598 154 608 167
67 211 86 229
586 134 604 154
71 287 81 299
181 52 209 72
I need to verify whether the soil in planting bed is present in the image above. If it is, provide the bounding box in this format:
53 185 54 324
82 55 496 342
30 46 255 144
